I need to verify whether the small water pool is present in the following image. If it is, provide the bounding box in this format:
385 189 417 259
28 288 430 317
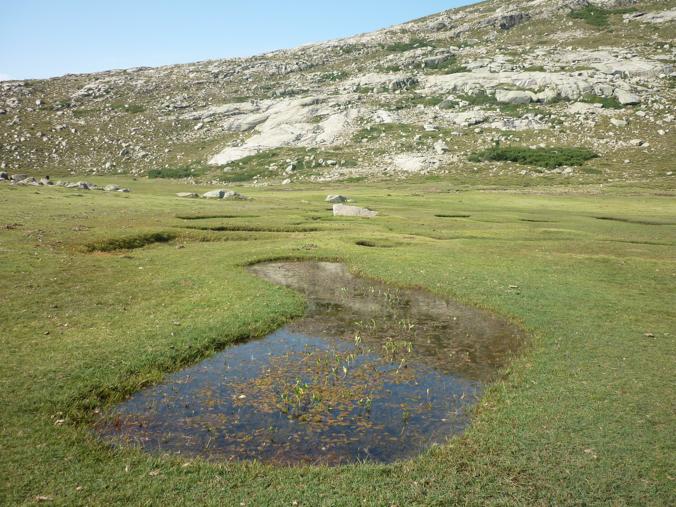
97 261 523 465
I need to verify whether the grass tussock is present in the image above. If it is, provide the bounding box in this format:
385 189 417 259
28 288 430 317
85 232 176 252
469 146 598 169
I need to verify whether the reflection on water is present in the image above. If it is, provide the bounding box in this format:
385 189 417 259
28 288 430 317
97 262 523 465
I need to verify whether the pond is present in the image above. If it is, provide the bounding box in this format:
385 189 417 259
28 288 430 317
97 261 524 465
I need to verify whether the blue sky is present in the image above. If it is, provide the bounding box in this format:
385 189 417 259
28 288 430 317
0 1 473 81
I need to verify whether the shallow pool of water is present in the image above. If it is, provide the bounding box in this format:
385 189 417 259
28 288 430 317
97 261 523 465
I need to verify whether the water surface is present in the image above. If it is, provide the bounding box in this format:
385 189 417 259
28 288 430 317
98 261 523 465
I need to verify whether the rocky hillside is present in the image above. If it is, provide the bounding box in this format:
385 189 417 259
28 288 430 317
1 0 675 186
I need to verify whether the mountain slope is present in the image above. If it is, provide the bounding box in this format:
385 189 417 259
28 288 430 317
1 0 675 186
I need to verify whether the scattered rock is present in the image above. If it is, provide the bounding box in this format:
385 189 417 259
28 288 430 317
434 140 449 154
496 12 530 30
333 204 378 218
423 53 454 68
624 8 676 24
428 20 449 32
202 189 248 200
614 89 641 105
495 90 535 105
176 192 199 198
326 195 349 203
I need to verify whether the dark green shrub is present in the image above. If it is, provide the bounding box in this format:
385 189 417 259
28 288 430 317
469 146 598 169
147 165 208 179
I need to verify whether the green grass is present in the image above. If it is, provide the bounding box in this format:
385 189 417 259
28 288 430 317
317 70 349 82
569 6 637 28
147 164 209 179
422 56 468 75
72 108 99 118
458 91 526 114
383 38 431 52
222 147 357 182
459 91 499 106
1 178 674 505
469 146 599 169
581 94 624 109
111 103 146 114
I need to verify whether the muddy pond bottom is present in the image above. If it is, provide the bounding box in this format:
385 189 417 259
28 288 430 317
98 261 523 465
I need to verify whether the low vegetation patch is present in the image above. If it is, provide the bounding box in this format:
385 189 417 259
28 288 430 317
581 94 623 109
569 6 636 28
383 38 431 52
85 232 176 252
72 108 99 118
423 56 468 75
459 91 499 107
390 94 446 110
317 70 349 82
147 164 209 179
353 123 428 142
111 103 146 114
469 146 598 169
458 92 531 115
223 147 357 182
